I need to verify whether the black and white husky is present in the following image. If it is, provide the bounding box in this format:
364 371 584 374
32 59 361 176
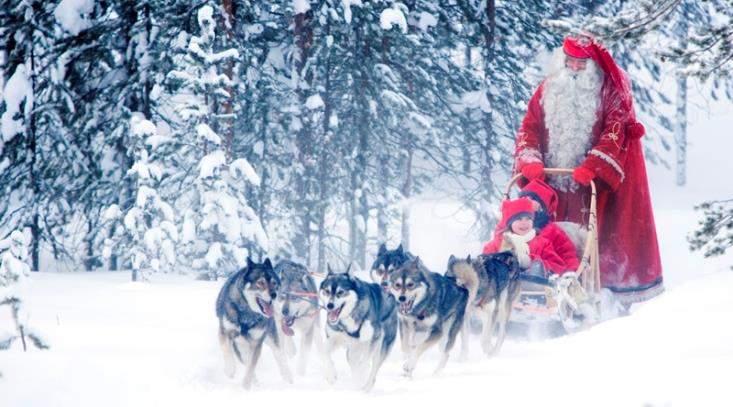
273 260 322 375
216 258 293 389
446 253 521 357
370 243 414 292
319 265 398 391
389 257 468 377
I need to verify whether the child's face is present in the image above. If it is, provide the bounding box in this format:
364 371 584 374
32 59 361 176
510 215 534 235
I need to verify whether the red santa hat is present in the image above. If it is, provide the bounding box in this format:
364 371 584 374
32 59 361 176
562 34 633 112
498 198 535 230
518 179 558 218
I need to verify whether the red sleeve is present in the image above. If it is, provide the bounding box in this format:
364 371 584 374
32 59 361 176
514 83 546 173
579 84 631 191
482 233 503 255
544 224 580 271
530 237 566 274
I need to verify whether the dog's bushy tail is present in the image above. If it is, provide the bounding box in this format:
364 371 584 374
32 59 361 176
452 261 479 306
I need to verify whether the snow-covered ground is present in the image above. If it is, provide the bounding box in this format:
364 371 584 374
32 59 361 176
3 76 733 407
1 248 731 407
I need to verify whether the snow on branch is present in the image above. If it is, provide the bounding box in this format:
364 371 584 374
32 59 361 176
0 231 49 352
689 199 733 261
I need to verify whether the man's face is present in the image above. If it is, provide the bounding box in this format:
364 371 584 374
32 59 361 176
565 56 588 72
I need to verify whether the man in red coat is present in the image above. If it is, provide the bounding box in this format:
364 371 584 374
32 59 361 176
513 34 663 305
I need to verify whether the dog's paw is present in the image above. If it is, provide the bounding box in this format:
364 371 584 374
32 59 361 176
242 375 255 390
223 362 236 378
402 363 414 379
362 378 376 392
325 369 337 385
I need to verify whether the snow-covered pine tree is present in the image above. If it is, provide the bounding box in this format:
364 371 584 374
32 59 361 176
0 0 85 271
225 1 296 262
72 0 179 272
450 0 570 239
103 115 178 282
167 4 267 279
689 199 733 264
0 230 49 351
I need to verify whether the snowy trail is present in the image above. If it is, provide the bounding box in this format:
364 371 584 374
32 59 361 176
2 267 732 407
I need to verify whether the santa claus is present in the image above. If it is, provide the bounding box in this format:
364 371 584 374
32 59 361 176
513 34 663 305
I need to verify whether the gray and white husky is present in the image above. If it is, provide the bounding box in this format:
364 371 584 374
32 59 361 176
273 260 322 375
370 243 415 291
319 265 398 391
389 257 468 377
216 258 293 389
446 252 521 357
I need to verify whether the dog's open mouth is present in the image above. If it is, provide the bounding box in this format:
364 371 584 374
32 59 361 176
399 298 414 314
327 304 344 324
281 316 296 336
256 297 273 317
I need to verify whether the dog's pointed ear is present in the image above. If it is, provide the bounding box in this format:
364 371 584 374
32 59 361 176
378 243 387 255
246 256 254 269
448 254 456 267
327 263 334 275
497 252 516 266
345 263 353 277
396 244 404 254
466 254 472 263
263 258 273 269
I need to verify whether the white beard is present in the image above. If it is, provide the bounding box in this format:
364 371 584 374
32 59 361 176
542 51 603 192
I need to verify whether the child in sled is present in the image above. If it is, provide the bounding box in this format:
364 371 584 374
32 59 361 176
517 179 580 273
484 197 591 326
482 197 567 276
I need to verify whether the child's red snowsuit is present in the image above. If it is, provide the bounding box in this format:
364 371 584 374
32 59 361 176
518 179 580 271
482 231 567 274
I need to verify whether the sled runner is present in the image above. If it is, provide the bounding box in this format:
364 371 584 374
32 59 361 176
505 168 602 333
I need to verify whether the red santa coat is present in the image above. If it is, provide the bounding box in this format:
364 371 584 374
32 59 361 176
482 232 567 274
514 78 663 304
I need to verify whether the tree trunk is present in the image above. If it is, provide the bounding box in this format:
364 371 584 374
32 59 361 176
317 24 333 274
479 0 498 240
27 29 40 272
675 18 688 187
293 8 314 266
221 0 236 159
401 146 413 251
85 217 95 271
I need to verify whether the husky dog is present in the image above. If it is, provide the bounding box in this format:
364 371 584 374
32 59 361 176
319 265 397 391
446 252 521 357
389 257 468 377
273 260 321 375
216 258 293 389
370 243 414 292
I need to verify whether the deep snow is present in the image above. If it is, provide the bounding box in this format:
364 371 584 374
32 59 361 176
1 255 732 406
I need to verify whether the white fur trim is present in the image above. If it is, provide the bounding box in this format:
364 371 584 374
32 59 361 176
517 147 543 164
589 149 625 182
502 230 536 269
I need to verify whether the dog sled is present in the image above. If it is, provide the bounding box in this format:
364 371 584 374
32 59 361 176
506 168 602 333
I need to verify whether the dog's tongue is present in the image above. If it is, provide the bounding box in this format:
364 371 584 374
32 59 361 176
258 298 273 317
327 308 340 323
400 300 412 314
281 318 295 336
